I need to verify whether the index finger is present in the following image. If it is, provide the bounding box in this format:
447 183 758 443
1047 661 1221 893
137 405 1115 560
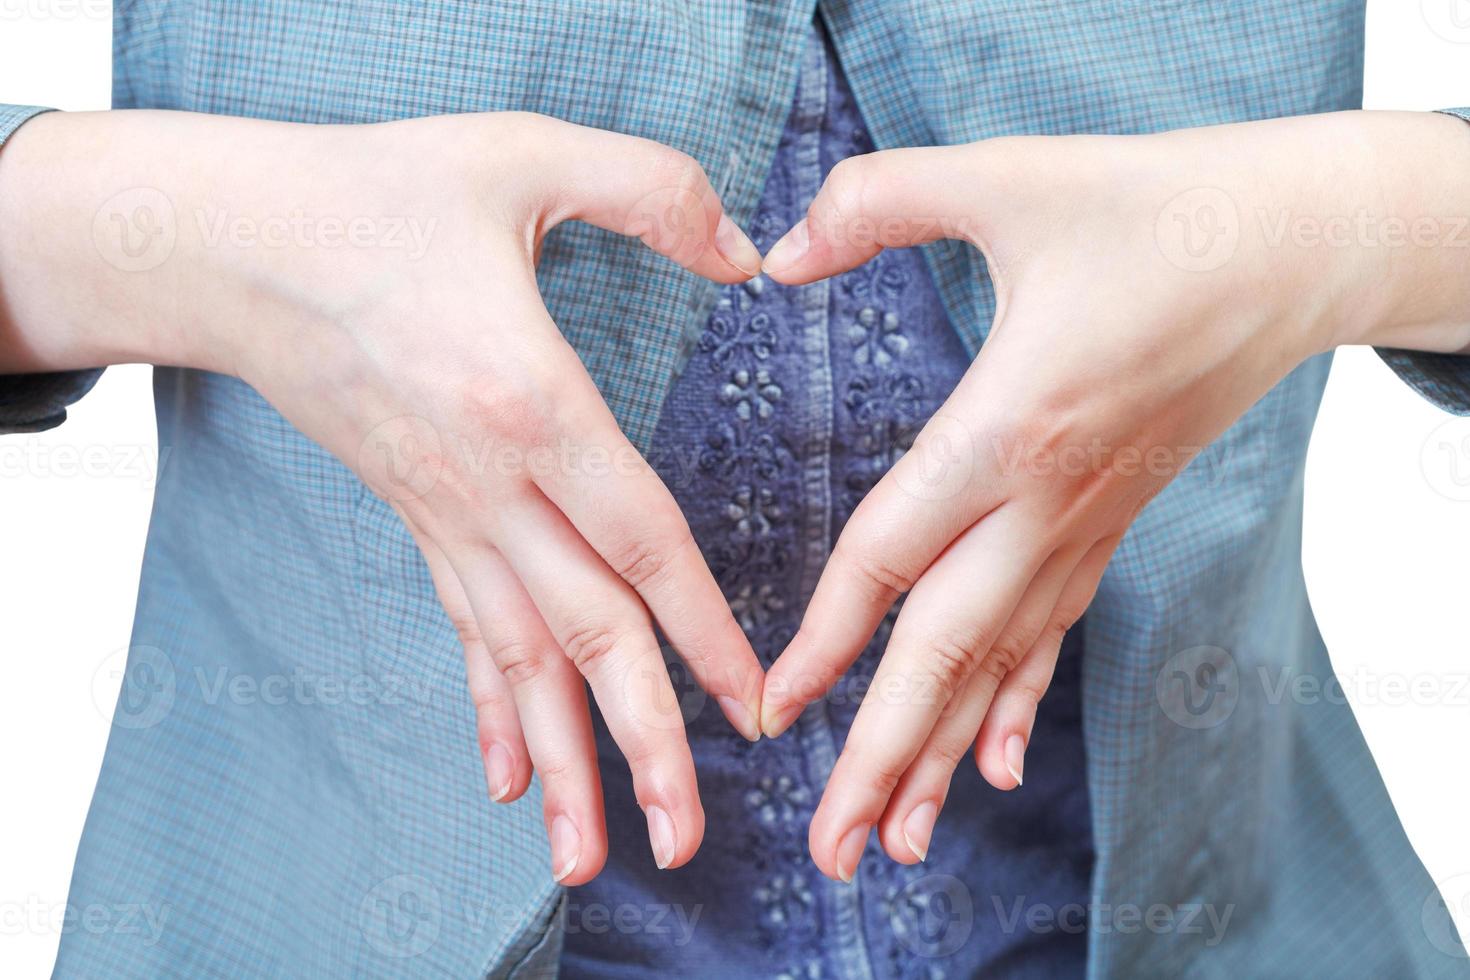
527 115 762 282
490 287 765 742
537 399 765 742
759 411 1000 737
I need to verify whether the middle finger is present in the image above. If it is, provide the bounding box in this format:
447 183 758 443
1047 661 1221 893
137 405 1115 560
806 506 1041 881
489 483 705 871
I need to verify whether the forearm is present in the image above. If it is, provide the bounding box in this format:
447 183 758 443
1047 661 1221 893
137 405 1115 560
0 108 354 379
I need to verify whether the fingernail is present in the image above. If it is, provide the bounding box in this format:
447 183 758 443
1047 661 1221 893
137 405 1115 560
835 823 871 883
645 804 677 870
550 814 580 883
715 214 762 277
717 695 761 742
760 699 803 740
902 801 938 862
1004 733 1027 787
762 219 810 276
485 743 514 802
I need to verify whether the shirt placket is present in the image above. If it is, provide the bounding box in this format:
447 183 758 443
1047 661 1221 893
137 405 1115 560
781 27 879 980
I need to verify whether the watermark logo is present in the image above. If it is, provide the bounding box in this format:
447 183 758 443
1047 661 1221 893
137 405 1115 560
625 183 714 272
93 187 176 273
358 415 444 502
1422 0 1470 44
93 644 176 730
1156 645 1238 729
894 414 975 502
891 873 975 958
624 649 709 733
1421 416 1470 502
359 875 442 959
1155 187 1239 272
1424 873 1470 958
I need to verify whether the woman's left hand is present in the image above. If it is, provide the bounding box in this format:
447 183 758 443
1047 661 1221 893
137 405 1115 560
756 110 1470 880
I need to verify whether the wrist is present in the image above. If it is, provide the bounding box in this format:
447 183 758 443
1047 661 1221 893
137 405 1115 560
1304 111 1470 354
0 109 265 378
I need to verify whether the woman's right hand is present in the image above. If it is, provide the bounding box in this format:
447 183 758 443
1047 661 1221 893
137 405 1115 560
0 109 769 882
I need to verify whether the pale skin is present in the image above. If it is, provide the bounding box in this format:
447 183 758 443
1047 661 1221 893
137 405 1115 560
2 107 1468 884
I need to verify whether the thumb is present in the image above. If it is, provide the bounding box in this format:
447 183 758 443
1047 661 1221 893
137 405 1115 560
531 116 762 284
761 143 1000 285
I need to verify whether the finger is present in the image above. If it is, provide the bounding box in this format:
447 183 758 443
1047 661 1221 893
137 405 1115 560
463 283 763 742
873 544 1082 866
401 511 534 804
489 484 705 871
531 116 761 281
805 508 1041 881
446 543 611 886
760 411 1000 738
526 367 763 742
975 535 1118 788
762 145 993 284
398 503 609 885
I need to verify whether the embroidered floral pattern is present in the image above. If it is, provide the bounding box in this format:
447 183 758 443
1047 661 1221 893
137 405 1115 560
848 306 909 368
700 278 778 368
746 773 813 826
698 420 791 484
726 484 785 541
728 580 788 632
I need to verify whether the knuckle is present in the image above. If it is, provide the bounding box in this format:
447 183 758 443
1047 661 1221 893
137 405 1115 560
604 531 683 592
868 754 909 796
487 637 550 687
1005 674 1048 714
1053 591 1094 634
970 650 1012 690
926 730 974 773
840 541 916 602
648 146 710 199
473 692 515 733
986 630 1033 674
822 156 871 222
561 621 633 675
449 614 485 653
922 628 982 702
532 755 577 786
633 146 715 265
619 734 665 775
458 373 552 449
1043 615 1075 648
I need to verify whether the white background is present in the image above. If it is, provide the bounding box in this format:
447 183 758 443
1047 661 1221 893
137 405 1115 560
2 1 1469 975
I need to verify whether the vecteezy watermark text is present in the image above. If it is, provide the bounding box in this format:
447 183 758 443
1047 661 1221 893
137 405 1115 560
194 205 437 260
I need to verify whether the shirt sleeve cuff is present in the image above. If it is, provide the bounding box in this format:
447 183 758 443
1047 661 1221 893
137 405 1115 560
1374 349 1470 417
0 369 105 433
1370 109 1470 416
0 105 107 433
0 103 55 147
